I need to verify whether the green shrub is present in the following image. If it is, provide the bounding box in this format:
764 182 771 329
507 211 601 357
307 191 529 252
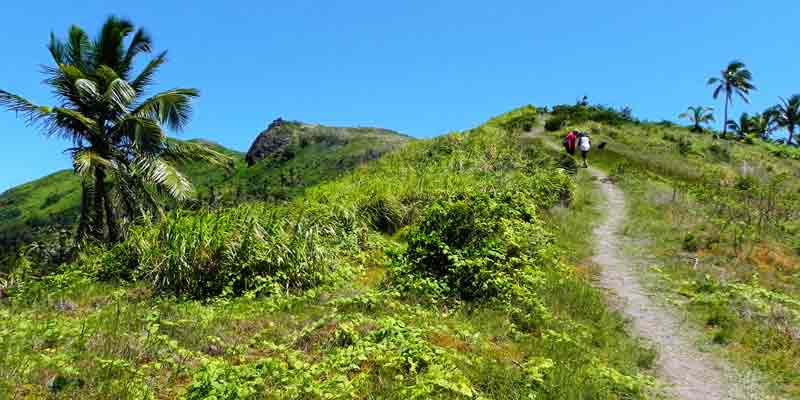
682 233 699 252
676 136 692 156
706 142 731 162
113 206 356 298
498 109 538 133
545 116 566 132
550 104 638 126
387 188 559 303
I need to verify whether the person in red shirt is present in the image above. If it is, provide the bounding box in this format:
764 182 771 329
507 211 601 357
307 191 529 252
563 130 578 155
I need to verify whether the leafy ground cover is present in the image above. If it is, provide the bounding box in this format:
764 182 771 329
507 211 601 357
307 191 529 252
0 106 660 399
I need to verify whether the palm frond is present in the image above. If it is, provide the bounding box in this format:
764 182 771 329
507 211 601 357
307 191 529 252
93 16 134 72
0 90 52 125
104 78 136 112
712 85 723 99
72 148 113 176
43 64 88 106
131 88 199 131
135 157 194 201
115 116 164 153
74 78 100 104
92 65 122 91
121 28 152 76
48 32 67 65
67 26 91 69
130 51 166 94
161 138 233 168
52 107 97 131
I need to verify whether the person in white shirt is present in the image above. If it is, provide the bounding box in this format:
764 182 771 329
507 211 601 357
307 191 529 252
578 132 591 168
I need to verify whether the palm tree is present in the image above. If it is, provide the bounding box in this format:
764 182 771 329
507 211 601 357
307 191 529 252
679 106 715 133
0 17 229 243
726 112 753 138
749 111 778 141
708 60 756 138
772 95 800 146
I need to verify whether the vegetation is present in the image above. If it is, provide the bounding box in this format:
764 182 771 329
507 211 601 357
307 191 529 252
0 17 230 244
708 60 756 138
679 106 715 133
3 15 800 400
548 115 800 398
0 126 410 273
0 106 663 399
772 95 800 145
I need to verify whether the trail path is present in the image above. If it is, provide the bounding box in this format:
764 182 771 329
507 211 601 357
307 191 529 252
527 125 767 400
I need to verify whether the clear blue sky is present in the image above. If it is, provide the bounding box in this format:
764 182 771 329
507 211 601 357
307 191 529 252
2 1 799 191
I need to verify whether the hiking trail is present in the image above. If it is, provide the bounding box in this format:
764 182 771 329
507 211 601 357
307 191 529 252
527 124 770 400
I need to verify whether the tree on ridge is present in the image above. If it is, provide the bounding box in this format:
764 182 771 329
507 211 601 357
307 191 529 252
708 60 756 138
679 106 715 133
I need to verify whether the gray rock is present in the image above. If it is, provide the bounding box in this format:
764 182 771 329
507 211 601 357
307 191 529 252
245 118 294 166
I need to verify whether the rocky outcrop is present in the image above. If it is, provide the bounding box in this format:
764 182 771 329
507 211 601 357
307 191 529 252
245 118 294 166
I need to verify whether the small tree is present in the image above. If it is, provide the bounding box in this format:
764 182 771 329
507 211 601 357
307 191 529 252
773 95 800 146
749 111 778 141
726 112 754 138
679 106 715 133
708 60 756 138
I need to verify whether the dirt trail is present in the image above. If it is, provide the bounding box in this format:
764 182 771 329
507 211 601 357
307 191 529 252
527 125 767 399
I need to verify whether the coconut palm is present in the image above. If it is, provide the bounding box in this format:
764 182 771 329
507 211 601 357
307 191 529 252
726 112 754 138
678 106 715 133
0 17 229 243
708 60 756 138
749 111 778 141
772 95 800 146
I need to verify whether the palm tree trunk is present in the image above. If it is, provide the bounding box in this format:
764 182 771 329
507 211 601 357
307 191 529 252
723 94 730 138
93 168 108 241
76 180 92 241
789 125 795 146
104 186 119 242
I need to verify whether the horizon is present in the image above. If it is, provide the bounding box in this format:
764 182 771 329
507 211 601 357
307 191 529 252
2 0 799 191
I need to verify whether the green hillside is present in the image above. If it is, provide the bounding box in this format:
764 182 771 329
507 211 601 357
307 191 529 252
0 124 412 267
539 104 800 397
0 106 660 399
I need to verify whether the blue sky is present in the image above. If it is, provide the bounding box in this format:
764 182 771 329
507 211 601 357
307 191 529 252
1 1 799 191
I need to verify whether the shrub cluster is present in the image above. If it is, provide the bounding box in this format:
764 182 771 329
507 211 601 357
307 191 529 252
550 104 638 127
98 205 363 298
386 173 570 303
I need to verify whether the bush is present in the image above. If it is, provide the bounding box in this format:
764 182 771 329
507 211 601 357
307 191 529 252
676 136 692 156
707 143 731 162
550 104 638 127
682 233 699 252
387 188 558 302
499 110 538 133
111 206 356 298
544 116 566 132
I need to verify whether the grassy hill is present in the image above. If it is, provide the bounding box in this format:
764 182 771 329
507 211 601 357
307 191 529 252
3 104 799 399
0 106 660 399
0 123 412 268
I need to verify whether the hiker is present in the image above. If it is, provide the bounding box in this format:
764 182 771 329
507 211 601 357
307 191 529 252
563 130 578 155
578 131 591 167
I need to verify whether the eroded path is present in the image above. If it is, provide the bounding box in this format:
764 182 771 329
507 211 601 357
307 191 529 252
527 126 767 399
